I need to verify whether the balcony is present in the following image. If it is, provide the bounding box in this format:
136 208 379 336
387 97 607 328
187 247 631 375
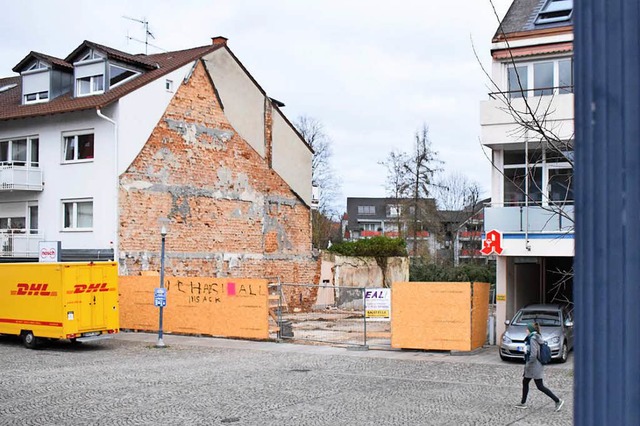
484 203 574 234
480 90 574 148
0 164 43 191
0 230 44 257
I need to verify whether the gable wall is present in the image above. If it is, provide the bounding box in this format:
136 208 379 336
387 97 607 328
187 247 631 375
118 61 317 283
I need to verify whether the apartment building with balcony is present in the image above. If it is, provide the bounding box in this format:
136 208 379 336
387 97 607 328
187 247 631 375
345 197 485 263
0 38 317 283
480 0 574 337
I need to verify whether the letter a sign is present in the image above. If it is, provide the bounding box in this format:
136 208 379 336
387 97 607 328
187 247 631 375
481 230 504 255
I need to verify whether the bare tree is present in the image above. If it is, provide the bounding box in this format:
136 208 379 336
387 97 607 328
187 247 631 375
380 125 443 257
433 172 483 265
379 150 410 238
295 116 342 249
294 116 340 215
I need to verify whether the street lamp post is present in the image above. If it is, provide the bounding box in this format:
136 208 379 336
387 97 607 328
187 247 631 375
156 223 168 348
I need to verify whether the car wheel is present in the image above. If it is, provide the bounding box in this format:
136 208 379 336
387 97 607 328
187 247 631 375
22 331 39 349
559 341 568 363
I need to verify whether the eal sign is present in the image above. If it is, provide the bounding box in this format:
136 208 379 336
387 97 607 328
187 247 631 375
364 288 391 321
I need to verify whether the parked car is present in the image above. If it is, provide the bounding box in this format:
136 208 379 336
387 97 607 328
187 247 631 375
499 304 574 363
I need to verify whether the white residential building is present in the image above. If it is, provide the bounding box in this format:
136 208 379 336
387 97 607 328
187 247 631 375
480 0 575 339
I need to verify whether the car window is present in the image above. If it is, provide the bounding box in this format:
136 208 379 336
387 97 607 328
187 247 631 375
512 310 561 326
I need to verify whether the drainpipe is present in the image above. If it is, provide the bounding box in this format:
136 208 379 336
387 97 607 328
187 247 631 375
96 108 119 266
525 137 531 251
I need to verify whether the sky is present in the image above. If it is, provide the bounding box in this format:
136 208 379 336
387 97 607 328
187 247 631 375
0 0 512 212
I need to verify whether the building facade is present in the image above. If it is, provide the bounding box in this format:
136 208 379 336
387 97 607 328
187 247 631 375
345 197 485 263
0 38 317 283
480 0 574 337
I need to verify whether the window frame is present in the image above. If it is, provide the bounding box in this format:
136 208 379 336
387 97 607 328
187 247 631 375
357 205 376 215
24 91 49 104
506 57 574 98
62 131 95 164
61 198 94 231
76 74 104 97
502 146 574 206
0 136 39 167
108 64 140 89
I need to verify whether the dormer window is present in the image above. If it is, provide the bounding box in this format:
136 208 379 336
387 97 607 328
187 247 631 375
73 49 106 97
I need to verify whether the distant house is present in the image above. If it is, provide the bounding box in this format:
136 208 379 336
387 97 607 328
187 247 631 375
0 37 317 283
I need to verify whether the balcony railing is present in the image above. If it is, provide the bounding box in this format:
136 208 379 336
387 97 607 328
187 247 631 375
0 163 43 191
484 203 574 234
488 85 574 100
0 229 44 257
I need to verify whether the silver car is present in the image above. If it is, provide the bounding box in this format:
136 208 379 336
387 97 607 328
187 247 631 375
499 304 574 363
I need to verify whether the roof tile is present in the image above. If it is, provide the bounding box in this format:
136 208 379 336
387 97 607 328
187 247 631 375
0 43 222 122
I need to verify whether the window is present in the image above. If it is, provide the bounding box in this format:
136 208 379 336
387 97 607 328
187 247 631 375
24 91 49 104
77 75 104 96
387 205 402 217
63 132 94 162
549 168 573 203
109 64 139 88
533 62 554 96
165 79 174 91
508 58 574 98
0 217 26 232
361 223 380 231
536 0 573 25
0 137 38 167
558 59 573 94
26 61 46 71
503 147 573 204
63 199 93 230
508 66 528 98
79 50 104 62
28 205 38 235
357 205 375 215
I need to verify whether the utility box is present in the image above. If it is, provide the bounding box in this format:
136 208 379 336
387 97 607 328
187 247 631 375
391 281 490 352
0 262 120 348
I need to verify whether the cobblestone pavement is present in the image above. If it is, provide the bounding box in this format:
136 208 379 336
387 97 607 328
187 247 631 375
0 333 573 425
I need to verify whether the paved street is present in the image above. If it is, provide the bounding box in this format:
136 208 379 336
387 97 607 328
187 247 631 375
0 333 573 425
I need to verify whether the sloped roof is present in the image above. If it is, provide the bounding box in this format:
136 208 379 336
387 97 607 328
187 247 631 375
0 43 223 122
494 0 573 40
12 51 73 73
65 40 159 69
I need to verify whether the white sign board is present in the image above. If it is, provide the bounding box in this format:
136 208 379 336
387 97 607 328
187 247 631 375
38 241 61 262
364 288 391 321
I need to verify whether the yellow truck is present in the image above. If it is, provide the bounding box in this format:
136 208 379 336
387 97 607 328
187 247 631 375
0 262 119 349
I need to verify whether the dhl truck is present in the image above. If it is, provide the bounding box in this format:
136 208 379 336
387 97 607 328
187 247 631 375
0 262 119 349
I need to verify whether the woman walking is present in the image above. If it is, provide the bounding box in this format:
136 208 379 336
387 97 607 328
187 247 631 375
515 322 564 411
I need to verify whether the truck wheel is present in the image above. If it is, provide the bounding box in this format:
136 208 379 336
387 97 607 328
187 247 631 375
22 331 39 349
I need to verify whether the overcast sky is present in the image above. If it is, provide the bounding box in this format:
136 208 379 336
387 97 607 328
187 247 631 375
0 0 512 212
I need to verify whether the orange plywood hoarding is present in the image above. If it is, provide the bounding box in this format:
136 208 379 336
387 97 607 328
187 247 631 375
119 276 269 340
471 282 490 350
391 282 490 352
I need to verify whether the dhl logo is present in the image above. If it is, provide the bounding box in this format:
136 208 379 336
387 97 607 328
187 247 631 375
11 283 57 297
66 283 115 294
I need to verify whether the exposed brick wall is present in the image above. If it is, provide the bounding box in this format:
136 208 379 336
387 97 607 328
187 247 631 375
119 60 317 285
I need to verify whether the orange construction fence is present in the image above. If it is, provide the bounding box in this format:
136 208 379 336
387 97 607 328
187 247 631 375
391 281 490 351
119 276 269 340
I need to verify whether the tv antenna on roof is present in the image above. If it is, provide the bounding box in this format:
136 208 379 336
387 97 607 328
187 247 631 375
123 16 165 54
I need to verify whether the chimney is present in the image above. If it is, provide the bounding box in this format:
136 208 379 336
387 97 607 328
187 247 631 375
211 36 228 46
